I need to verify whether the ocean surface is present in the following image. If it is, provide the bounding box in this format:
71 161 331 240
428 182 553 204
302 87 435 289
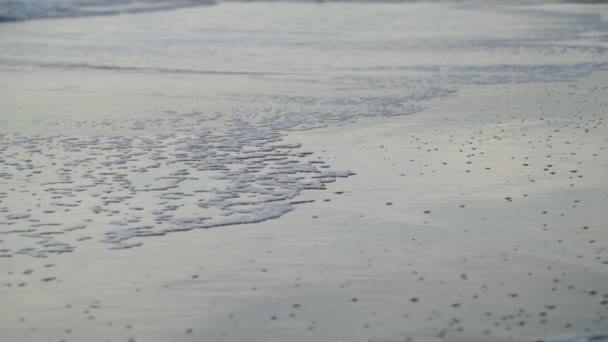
2 0 605 22
1 0 607 254
0 0 215 21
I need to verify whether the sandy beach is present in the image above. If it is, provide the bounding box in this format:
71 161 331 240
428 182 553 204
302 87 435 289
1 1 608 341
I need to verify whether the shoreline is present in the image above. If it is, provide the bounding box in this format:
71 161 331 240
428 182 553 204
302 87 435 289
1 2 607 341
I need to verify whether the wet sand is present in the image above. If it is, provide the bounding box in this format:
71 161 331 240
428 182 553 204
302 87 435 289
1 2 608 342
2 71 607 342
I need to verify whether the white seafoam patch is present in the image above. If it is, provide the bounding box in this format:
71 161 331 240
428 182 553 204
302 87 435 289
1 60 605 256
1 68 606 255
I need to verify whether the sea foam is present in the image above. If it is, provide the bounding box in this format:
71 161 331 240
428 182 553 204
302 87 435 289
0 0 214 22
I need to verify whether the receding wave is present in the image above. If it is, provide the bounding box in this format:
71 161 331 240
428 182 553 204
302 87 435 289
3 0 601 23
0 0 215 22
0 58 287 76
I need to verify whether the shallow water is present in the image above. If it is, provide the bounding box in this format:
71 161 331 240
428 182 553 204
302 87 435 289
1 1 606 255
